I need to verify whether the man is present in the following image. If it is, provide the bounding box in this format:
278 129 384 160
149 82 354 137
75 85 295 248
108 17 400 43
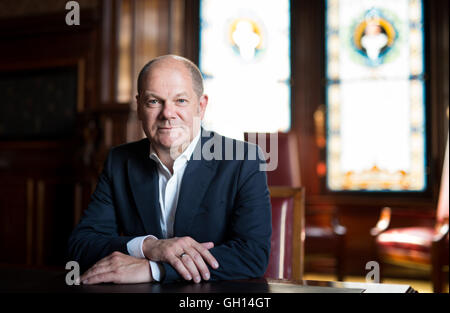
67 55 272 284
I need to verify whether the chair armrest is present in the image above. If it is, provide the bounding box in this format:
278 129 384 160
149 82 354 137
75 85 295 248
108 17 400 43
331 214 347 236
433 217 449 243
370 207 391 237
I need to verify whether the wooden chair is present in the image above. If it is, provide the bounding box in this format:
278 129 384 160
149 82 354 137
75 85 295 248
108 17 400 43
371 136 449 292
265 186 305 280
245 131 347 280
304 206 347 281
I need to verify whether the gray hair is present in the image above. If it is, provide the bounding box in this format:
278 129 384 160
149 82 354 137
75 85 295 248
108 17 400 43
137 55 204 98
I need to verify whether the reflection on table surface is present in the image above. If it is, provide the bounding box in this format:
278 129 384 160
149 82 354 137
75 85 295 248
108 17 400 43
0 265 416 293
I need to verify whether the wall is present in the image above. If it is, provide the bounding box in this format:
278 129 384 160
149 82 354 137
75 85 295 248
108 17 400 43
0 0 189 267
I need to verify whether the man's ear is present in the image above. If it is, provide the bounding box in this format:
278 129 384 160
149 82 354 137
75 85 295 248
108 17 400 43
136 95 142 121
198 94 208 119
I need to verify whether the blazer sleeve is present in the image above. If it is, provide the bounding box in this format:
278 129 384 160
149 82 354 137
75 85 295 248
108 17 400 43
162 148 272 282
66 149 134 272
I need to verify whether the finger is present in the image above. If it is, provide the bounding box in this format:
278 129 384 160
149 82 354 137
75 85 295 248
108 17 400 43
194 242 219 269
184 246 210 281
168 255 193 281
80 263 111 282
80 253 118 281
201 242 214 249
180 251 202 283
82 271 117 285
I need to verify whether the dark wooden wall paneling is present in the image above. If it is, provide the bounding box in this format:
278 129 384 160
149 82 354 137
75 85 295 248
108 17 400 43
0 7 101 266
0 0 185 267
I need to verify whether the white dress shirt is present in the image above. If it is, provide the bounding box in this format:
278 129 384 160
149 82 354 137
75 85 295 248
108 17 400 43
127 132 201 281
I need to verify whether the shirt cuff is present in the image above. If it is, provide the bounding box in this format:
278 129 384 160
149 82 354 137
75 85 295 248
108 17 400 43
126 235 158 258
127 235 163 282
149 261 165 282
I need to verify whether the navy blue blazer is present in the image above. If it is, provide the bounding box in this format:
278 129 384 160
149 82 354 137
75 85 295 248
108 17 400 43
67 129 272 283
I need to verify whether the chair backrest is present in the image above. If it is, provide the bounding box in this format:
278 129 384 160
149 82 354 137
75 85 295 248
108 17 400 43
264 186 305 281
244 132 301 187
437 135 449 222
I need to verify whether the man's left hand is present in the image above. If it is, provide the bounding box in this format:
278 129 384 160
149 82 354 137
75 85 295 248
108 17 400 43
80 251 152 285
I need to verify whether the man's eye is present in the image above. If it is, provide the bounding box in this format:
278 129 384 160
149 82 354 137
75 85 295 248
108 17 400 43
146 99 160 106
177 99 187 104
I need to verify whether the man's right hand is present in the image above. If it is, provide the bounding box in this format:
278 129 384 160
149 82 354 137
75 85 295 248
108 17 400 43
142 236 219 283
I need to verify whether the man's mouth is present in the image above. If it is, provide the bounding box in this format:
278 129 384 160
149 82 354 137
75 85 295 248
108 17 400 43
157 126 181 131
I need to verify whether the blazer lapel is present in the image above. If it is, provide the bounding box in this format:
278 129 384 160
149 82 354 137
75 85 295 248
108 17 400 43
127 141 163 238
174 131 219 236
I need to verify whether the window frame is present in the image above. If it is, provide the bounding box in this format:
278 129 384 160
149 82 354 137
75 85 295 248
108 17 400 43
323 0 431 194
187 0 447 206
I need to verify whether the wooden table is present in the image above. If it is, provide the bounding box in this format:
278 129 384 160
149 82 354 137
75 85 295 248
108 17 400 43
0 266 416 293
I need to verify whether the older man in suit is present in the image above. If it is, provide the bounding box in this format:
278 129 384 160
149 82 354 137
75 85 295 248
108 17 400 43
67 55 271 284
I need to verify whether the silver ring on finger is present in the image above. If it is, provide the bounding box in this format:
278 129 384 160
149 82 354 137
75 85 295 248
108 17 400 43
179 252 187 259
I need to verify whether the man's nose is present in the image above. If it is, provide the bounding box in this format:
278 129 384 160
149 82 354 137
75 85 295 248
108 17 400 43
160 101 176 120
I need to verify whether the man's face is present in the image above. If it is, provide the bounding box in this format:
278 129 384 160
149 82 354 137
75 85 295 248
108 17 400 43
137 60 207 154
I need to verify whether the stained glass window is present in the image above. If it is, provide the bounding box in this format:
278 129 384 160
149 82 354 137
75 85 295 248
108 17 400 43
326 0 426 191
199 0 291 140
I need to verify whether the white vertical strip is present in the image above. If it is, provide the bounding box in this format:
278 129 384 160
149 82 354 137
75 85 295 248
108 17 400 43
437 135 449 220
278 201 287 279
